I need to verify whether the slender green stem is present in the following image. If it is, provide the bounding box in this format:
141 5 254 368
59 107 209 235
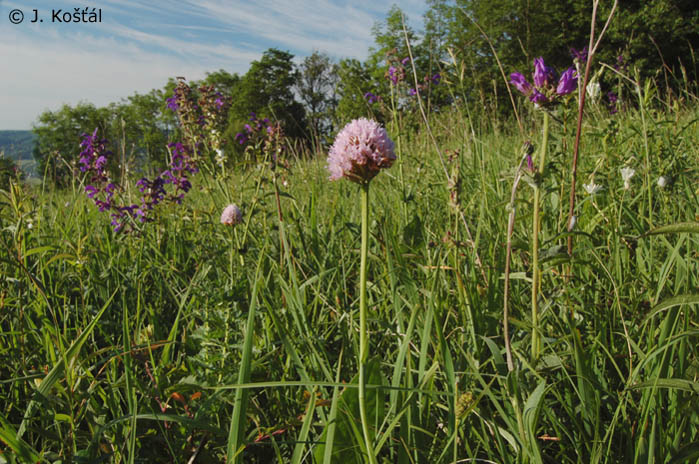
531 111 549 360
358 182 377 464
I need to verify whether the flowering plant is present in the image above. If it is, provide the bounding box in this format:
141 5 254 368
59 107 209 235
510 57 578 106
327 118 396 184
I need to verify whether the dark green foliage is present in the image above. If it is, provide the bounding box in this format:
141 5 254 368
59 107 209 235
0 156 24 189
296 51 339 141
0 131 36 161
202 69 241 98
228 48 308 141
334 58 380 124
604 0 699 84
115 90 172 170
32 102 112 187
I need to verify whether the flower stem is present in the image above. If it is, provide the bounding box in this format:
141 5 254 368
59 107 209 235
358 182 376 464
532 111 549 360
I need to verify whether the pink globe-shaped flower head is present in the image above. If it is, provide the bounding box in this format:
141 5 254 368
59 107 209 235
327 118 396 184
220 204 243 226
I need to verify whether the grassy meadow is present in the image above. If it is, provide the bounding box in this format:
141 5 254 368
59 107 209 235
1 78 698 463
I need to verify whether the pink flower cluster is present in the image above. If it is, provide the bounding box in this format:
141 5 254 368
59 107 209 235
327 118 396 183
220 204 243 226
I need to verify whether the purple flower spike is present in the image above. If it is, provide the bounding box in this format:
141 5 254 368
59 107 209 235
235 132 248 145
85 185 98 198
533 57 556 88
607 91 619 114
556 67 578 95
166 96 179 112
388 66 398 84
510 72 532 96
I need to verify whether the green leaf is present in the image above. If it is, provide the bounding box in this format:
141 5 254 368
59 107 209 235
227 243 267 463
642 294 699 324
313 358 385 464
17 289 117 439
628 378 699 394
669 441 699 464
641 222 699 237
0 413 44 463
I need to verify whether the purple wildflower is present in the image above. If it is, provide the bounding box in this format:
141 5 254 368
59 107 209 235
570 46 588 63
408 88 417 96
401 57 410 66
529 89 548 104
607 91 618 114
510 72 532 96
166 96 179 112
388 66 399 84
512 56 579 106
526 154 534 172
364 92 378 104
556 67 578 95
614 55 628 72
214 94 224 109
327 118 396 183
533 57 556 88
85 185 98 198
235 132 248 145
431 73 441 85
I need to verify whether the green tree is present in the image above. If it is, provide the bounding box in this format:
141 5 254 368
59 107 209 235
334 58 381 124
113 90 171 172
32 103 113 187
604 0 698 86
296 51 339 141
228 48 308 141
200 69 241 98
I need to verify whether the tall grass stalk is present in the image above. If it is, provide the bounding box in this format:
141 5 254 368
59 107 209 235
531 111 549 359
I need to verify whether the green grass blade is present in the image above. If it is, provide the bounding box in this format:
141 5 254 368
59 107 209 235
226 240 267 463
17 288 117 439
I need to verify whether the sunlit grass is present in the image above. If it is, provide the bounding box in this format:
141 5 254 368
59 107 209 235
1 93 697 463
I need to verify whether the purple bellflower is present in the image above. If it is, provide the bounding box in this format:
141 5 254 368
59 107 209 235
510 56 578 106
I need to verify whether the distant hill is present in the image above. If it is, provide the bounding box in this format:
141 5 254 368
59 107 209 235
0 130 36 161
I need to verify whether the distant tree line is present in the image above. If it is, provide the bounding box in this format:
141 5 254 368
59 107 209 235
32 0 697 186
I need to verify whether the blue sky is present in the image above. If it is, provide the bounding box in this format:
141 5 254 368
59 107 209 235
1 0 426 130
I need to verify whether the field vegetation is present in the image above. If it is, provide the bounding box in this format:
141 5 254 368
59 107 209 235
1 1 698 462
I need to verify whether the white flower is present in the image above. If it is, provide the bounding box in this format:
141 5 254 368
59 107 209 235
620 166 635 190
215 148 225 167
26 222 33 230
586 82 601 102
657 176 668 188
583 183 603 195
